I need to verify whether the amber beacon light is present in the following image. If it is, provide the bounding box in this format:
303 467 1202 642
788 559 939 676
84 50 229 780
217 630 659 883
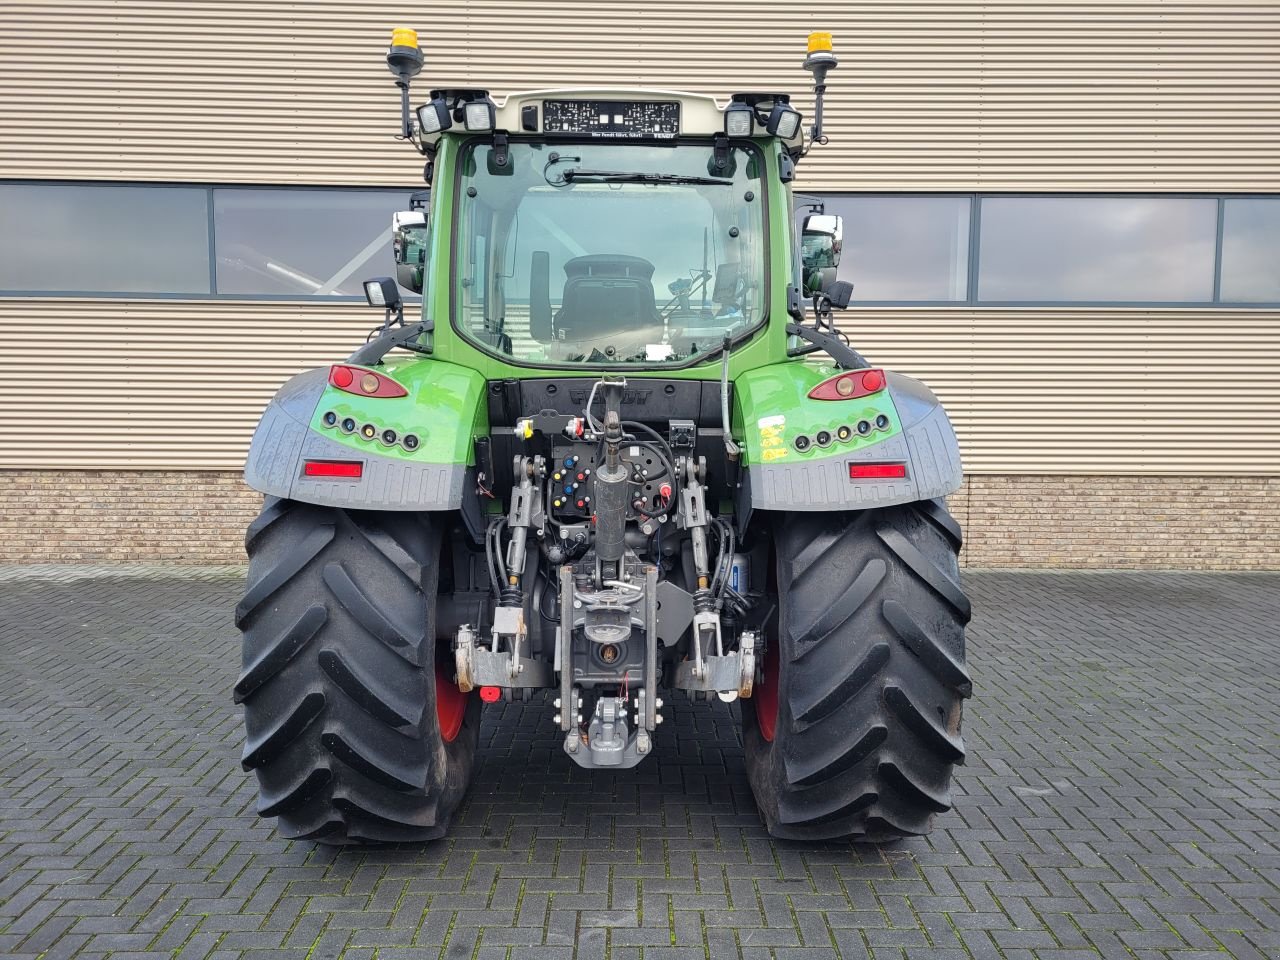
386 27 424 139
802 31 839 143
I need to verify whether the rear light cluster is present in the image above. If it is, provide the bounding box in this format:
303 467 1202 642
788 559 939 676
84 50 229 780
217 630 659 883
329 364 408 398
793 412 891 452
808 368 886 401
321 410 419 451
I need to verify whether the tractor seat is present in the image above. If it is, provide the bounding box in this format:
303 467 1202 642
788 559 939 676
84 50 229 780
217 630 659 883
554 255 662 340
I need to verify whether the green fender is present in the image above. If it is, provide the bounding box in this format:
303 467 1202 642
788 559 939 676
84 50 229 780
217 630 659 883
733 361 963 511
243 357 487 511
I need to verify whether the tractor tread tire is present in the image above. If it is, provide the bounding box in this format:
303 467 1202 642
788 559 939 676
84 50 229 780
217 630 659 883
745 499 971 842
236 498 477 844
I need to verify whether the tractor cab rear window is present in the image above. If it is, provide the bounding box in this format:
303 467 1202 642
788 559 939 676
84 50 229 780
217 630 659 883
454 140 766 366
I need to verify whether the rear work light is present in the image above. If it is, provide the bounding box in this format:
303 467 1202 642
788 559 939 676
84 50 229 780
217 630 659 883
304 460 363 479
849 462 907 480
329 364 408 398
809 368 886 401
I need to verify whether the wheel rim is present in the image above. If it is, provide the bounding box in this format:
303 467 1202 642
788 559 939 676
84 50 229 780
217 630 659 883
757 635 780 742
435 662 468 742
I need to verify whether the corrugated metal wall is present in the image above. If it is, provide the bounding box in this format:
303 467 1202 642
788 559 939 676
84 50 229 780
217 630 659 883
2 299 1276 474
2 1 1278 190
2 3 1278 477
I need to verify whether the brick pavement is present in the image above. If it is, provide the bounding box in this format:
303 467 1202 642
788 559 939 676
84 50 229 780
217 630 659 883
0 568 1277 959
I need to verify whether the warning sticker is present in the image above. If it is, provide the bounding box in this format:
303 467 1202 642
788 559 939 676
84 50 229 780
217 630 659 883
757 415 788 461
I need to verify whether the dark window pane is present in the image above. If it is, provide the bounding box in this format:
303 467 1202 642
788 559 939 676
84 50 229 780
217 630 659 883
213 189 411 296
1220 199 1280 302
0 184 210 293
978 197 1216 302
808 196 970 301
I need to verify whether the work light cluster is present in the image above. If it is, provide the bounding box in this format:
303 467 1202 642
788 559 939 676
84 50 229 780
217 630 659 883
794 413 891 453
321 410 419 452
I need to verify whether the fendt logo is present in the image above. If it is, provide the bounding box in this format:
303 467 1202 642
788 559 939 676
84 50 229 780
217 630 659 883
568 388 652 406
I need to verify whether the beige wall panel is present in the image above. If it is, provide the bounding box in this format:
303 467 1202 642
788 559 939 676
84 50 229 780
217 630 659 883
1 299 1276 474
0 2 1277 189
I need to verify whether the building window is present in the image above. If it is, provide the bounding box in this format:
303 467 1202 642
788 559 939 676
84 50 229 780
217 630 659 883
1 182 1277 307
1220 198 1280 303
0 183 211 294
815 196 970 301
977 197 1218 302
213 189 410 296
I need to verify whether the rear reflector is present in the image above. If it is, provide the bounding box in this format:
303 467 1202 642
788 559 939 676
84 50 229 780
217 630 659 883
849 462 907 480
304 460 363 478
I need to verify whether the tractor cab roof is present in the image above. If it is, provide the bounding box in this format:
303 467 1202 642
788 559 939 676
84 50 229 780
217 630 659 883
419 87 805 149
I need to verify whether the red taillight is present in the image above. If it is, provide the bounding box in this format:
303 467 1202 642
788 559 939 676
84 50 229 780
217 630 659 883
849 462 907 480
808 368 887 401
303 460 363 478
328 364 408 398
479 686 502 703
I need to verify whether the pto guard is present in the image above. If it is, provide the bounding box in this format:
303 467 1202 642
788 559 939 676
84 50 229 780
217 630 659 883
243 360 486 511
735 366 963 511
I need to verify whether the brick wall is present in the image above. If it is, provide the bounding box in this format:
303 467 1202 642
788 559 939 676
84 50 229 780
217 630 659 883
1 470 1277 569
954 475 1280 570
0 472 259 564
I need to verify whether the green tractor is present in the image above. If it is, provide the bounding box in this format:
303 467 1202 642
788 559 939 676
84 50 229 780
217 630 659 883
234 28 971 844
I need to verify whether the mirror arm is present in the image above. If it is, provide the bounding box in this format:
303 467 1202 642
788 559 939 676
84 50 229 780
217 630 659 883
784 320 869 371
347 319 431 366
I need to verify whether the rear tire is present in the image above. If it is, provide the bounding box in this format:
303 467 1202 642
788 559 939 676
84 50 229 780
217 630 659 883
744 500 972 841
234 498 478 844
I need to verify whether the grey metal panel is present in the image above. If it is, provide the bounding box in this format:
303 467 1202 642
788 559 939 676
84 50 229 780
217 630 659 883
242 370 466 511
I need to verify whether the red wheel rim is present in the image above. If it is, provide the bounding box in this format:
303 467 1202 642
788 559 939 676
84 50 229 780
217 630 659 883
435 662 468 743
756 636 780 742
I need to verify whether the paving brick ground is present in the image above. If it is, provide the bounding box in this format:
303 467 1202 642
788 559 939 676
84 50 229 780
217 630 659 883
1 567 1278 960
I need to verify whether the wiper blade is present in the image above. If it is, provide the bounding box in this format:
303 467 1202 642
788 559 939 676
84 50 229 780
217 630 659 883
560 168 731 186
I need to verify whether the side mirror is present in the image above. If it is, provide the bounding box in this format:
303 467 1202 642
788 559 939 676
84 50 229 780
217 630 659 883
801 213 843 269
363 277 402 310
392 209 429 293
824 279 854 309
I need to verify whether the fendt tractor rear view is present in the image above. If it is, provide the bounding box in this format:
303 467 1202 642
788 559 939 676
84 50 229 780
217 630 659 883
234 28 972 844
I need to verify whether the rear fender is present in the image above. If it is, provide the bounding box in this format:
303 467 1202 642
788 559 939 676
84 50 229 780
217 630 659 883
733 362 963 511
243 358 487 511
